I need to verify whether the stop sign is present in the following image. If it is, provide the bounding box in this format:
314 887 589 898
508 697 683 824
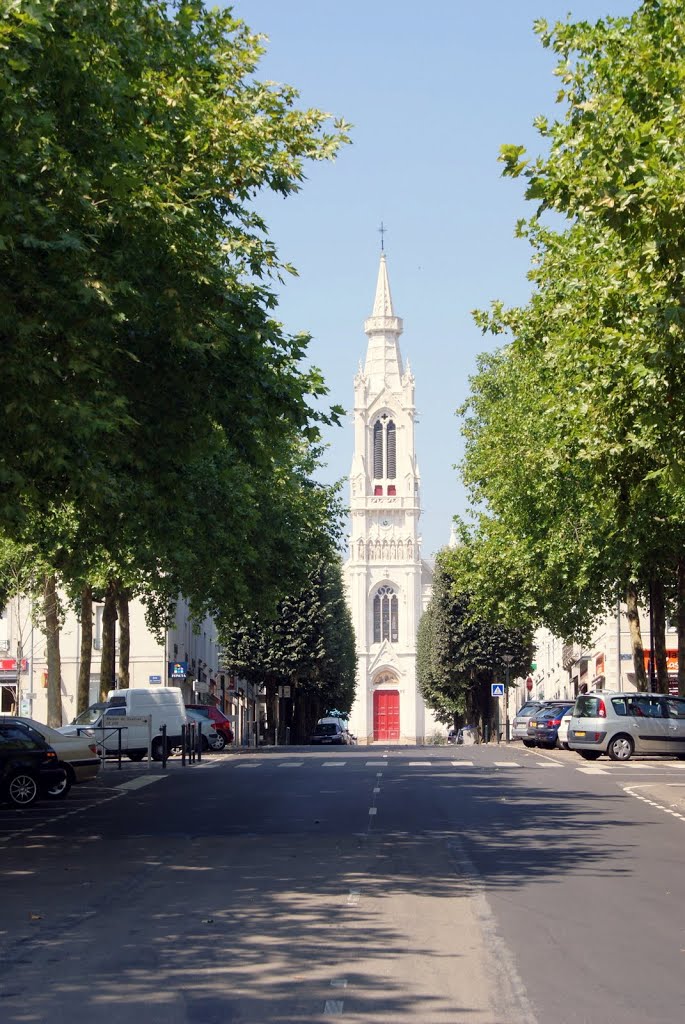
525 675 533 691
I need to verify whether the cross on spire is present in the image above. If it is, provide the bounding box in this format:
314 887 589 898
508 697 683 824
378 221 387 252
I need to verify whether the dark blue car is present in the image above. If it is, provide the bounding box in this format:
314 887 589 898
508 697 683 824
526 703 574 749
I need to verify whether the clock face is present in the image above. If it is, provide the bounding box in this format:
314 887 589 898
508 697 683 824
380 518 390 529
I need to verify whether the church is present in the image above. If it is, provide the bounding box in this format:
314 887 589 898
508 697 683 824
344 252 438 744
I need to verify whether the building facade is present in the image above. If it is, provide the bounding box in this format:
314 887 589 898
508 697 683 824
344 253 436 744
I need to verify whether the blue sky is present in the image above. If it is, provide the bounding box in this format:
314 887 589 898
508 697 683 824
229 0 637 557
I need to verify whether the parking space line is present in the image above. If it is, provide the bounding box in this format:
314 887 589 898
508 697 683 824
116 776 168 791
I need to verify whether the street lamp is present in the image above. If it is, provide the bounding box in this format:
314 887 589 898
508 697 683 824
502 654 514 743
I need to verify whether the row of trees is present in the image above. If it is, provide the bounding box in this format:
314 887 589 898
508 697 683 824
447 1 685 695
0 1 355 721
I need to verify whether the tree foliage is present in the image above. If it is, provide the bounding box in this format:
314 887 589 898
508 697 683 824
417 555 532 730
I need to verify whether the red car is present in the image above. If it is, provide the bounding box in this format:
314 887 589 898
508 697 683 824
185 705 234 749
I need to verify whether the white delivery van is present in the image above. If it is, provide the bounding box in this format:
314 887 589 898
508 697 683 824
63 687 188 761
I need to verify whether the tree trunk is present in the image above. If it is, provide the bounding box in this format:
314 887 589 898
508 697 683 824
264 678 278 745
99 583 118 700
77 584 93 715
626 582 647 691
115 585 130 689
677 560 685 697
44 574 62 727
651 578 668 694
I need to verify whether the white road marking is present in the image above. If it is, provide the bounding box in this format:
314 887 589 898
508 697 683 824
346 891 360 906
535 761 563 768
324 1000 344 1014
494 762 521 768
451 761 474 766
234 763 262 768
278 762 303 768
368 807 377 816
116 776 168 791
376 772 383 777
576 766 608 774
366 760 387 766
330 979 348 988
323 762 346 767
409 761 432 766
624 784 685 822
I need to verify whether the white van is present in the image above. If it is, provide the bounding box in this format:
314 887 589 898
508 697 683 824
63 687 188 761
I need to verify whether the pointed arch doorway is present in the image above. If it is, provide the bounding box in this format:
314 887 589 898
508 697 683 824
373 685 400 742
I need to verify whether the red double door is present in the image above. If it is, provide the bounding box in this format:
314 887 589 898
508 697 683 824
373 689 400 741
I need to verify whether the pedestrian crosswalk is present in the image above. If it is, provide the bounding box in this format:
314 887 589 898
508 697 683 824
228 756 685 773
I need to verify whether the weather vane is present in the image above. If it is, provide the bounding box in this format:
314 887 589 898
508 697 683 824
378 221 387 252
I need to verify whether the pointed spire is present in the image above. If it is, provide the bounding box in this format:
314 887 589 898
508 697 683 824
372 253 395 317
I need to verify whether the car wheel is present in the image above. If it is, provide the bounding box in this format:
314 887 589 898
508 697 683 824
579 750 602 760
151 737 169 761
560 742 569 750
7 771 40 808
522 740 535 748
210 733 226 751
47 765 73 800
608 734 634 761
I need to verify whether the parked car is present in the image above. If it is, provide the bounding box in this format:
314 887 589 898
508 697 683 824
0 715 100 798
568 691 685 761
525 703 574 749
185 708 222 751
0 720 66 807
557 710 573 749
512 700 572 746
185 704 234 749
310 717 350 745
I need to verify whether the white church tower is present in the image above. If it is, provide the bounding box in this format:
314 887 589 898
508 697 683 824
345 252 436 744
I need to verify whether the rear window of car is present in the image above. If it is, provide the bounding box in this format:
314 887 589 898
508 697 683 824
516 703 542 718
314 724 339 736
573 696 605 718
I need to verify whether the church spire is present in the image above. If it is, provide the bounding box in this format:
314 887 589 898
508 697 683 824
372 253 395 318
363 252 404 390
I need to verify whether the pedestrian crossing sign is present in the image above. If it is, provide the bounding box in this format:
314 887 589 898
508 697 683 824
491 683 505 697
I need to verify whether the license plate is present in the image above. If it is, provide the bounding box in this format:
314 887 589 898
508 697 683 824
537 723 546 728
575 730 586 737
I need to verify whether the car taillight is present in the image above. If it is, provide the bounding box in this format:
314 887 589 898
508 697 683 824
88 744 98 754
43 750 57 762
549 719 561 727
597 699 607 718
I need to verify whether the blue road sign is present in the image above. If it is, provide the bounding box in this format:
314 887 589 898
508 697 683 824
491 683 505 697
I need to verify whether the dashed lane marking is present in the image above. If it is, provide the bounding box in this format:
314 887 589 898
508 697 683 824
234 763 262 768
324 1000 344 1014
408 761 432 766
322 762 347 767
494 761 521 768
451 761 474 767
368 807 377 816
277 762 304 768
365 760 387 766
576 766 608 774
535 761 563 768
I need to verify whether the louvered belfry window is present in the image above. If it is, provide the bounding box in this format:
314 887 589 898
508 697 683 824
372 415 396 480
373 421 383 479
373 586 398 643
386 421 396 479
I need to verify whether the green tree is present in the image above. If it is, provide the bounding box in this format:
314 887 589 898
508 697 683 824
417 556 532 736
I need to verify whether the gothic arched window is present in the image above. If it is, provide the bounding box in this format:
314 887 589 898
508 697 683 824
373 586 399 644
373 421 383 479
386 420 396 479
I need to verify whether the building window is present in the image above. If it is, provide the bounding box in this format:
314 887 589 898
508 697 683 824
374 485 383 496
387 485 396 496
373 586 399 643
386 421 396 478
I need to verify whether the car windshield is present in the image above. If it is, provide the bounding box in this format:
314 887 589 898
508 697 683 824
314 724 339 736
538 705 572 720
73 704 107 725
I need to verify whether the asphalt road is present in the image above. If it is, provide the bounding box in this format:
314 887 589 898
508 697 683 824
1 744 685 1023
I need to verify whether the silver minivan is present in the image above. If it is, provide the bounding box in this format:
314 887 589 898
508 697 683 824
568 691 685 761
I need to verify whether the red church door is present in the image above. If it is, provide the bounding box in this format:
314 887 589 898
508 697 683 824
373 689 400 741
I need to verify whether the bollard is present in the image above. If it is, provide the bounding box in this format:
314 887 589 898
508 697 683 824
160 724 168 770
181 724 187 767
197 722 202 763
